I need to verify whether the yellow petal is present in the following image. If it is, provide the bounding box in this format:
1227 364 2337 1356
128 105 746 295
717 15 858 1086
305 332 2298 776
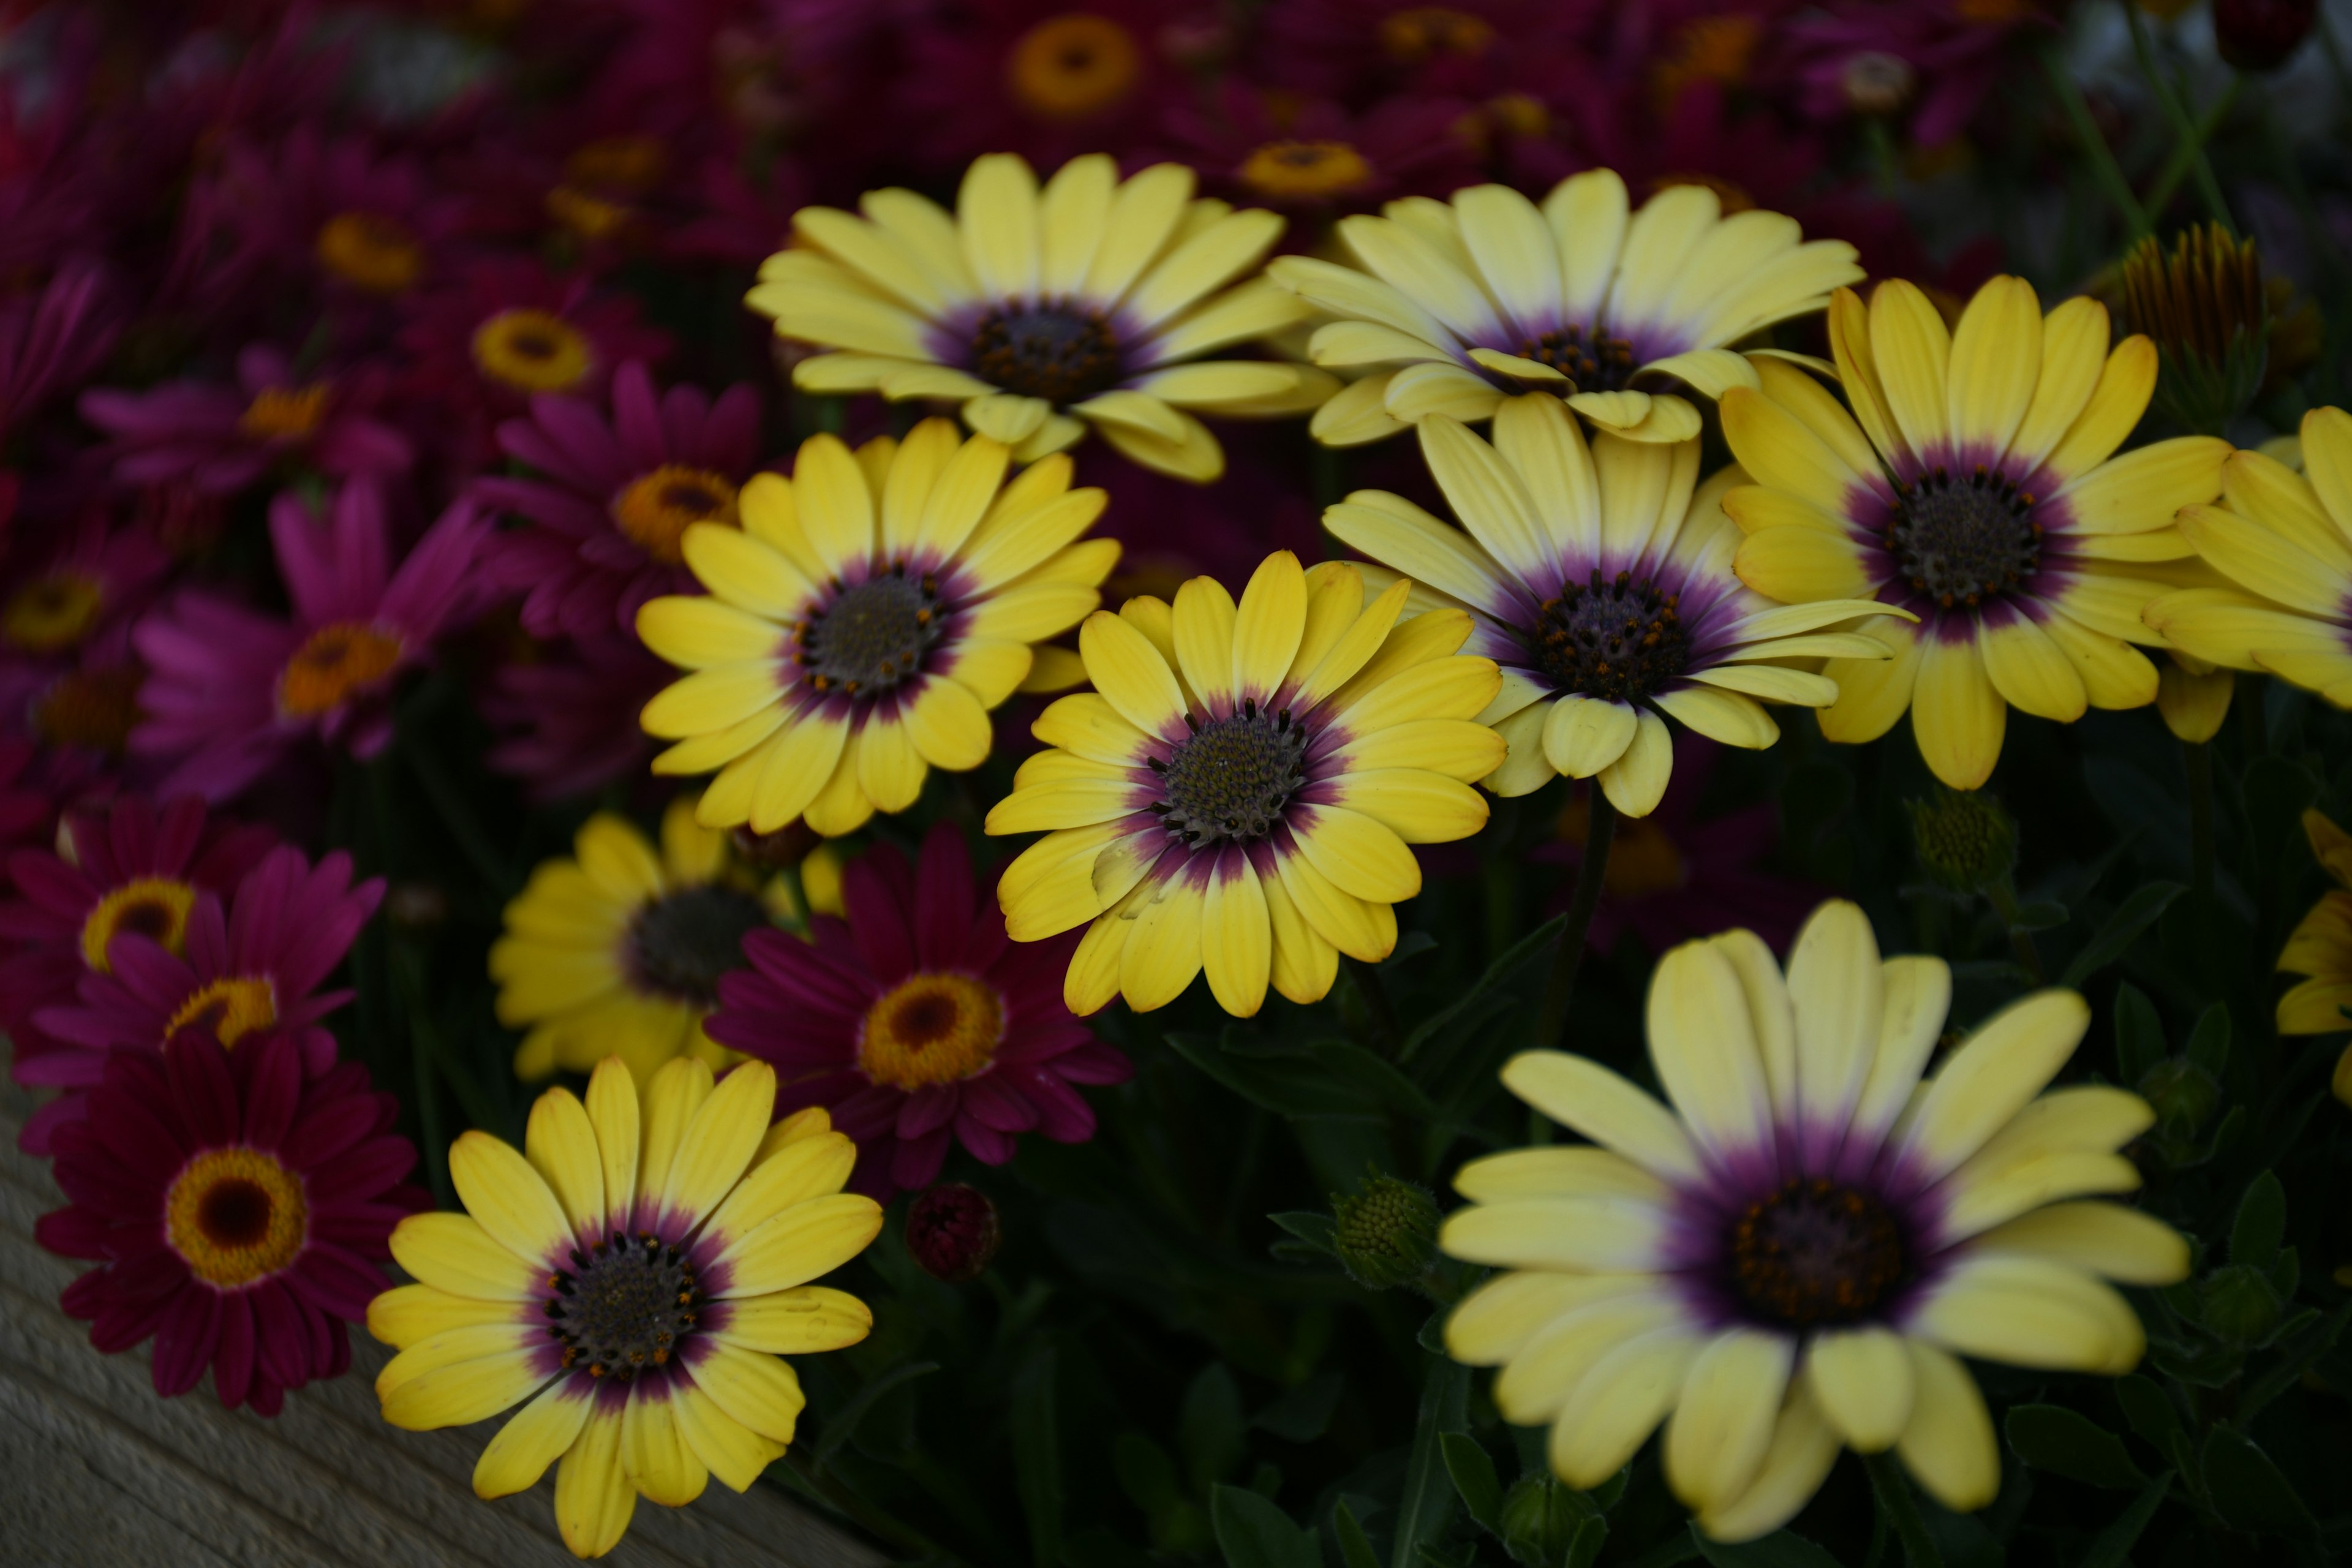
1910 633 2004 790
555 1406 636 1558
473 1378 593 1499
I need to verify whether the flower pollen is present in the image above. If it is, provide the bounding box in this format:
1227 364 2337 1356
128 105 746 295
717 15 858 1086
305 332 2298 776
472 308 593 394
167 975 279 1046
4 571 104 652
627 885 769 1005
1513 323 1638 391
1531 570 1688 702
165 1147 308 1287
1005 13 1141 120
1728 1177 1909 1329
611 465 741 564
1238 140 1375 201
279 620 405 718
545 1231 701 1382
1885 466 2041 610
795 567 943 696
1378 7 1496 61
859 973 1005 1090
970 304 1123 405
315 211 424 295
81 877 200 971
1150 705 1308 846
238 383 333 443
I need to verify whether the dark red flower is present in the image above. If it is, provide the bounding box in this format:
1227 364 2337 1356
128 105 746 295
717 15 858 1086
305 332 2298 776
905 1182 1003 1282
80 344 413 496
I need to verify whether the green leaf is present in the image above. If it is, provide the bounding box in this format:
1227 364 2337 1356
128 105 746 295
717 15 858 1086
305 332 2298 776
1385 932 1439 970
1333 1501 1382 1568
1308 1039 1439 1117
2004 1404 2146 1489
1254 1371 1344 1443
1182 1364 1248 1493
2011 898 2069 933
1267 1211 1340 1262
1691 1527 1844 1567
1113 1432 1182 1514
1438 1433 1503 1532
1167 1032 1381 1120
2186 1003 2230 1076
2113 984 2166 1084
2113 1374 2185 1456
2060 881 2185 986
2075 1471 2173 1568
2241 1300 2352 1423
1211 1484 1319 1568
811 1361 939 1470
1566 1516 1610 1568
1400 913 1567 1063
2230 1171 2286 1268
1390 1355 1471 1568
2200 1425 2317 1540
1011 1348 1063 1568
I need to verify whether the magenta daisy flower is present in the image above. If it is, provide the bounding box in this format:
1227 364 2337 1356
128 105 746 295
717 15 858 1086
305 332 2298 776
28 843 384 1097
80 344 413 496
481 630 671 804
896 0 1190 169
36 1030 426 1415
706 824 1132 1197
197 125 466 307
0 510 170 665
476 361 762 639
1781 0 2049 149
1 794 277 1144
0 258 121 435
130 480 489 802
397 256 673 429
1161 85 1482 221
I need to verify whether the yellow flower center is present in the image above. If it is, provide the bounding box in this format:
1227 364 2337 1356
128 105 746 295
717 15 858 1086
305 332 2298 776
238 382 332 442
1485 92 1550 138
1558 796 1687 899
1377 7 1495 61
315 210 425 295
166 974 279 1047
1238 140 1375 200
471 308 593 394
611 464 742 564
80 877 200 973
165 1147 308 1287
564 135 668 192
858 973 1004 1090
34 665 144 753
1005 13 1141 121
4 571 104 652
546 186 632 240
278 620 405 718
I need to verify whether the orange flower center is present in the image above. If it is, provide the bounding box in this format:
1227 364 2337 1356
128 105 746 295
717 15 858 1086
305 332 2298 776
34 665 144 753
165 974 279 1047
238 382 332 442
3 571 103 652
165 1147 308 1287
564 135 668 192
1558 796 1687 899
1238 140 1374 200
858 973 1004 1090
1005 13 1141 121
1485 92 1550 138
546 186 633 240
315 210 425 295
1378 7 1495 61
1652 13 1762 107
278 620 405 718
471 309 593 394
1954 0 2030 22
80 877 199 972
611 464 742 564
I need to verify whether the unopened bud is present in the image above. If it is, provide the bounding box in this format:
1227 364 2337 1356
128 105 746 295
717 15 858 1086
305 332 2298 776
1331 1173 1440 1291
2120 225 2270 435
2212 0 2316 72
2157 658 2233 744
1841 51 1915 117
2201 1263 2281 1342
1499 1475 1585 1558
2139 1057 2220 1131
1905 787 2017 895
906 1183 1000 1283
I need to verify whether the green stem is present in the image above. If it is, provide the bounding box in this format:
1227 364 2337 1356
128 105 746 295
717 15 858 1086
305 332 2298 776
1864 1452 1945 1567
1345 954 1407 1058
1863 114 1901 198
2185 739 2215 911
409 1014 452 1209
2039 43 2149 241
402 742 519 896
1983 878 2046 987
2142 74 2241 219
2123 1 2235 233
1537 791 1616 1051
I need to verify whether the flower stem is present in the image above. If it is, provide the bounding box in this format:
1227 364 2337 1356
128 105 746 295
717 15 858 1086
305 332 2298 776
1983 878 2046 987
2142 74 2241 219
2123 1 2235 233
2039 43 2149 242
1863 1452 1945 1568
1345 954 1406 1057
2185 738 2215 911
1539 790 1616 1051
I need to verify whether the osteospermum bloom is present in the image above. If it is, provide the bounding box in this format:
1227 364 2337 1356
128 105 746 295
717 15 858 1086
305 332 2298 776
493 798 796 1085
80 344 413 496
1327 404 1901 816
371 1058 881 1559
1162 85 1484 219
1265 170 1862 447
748 153 1335 481
399 257 672 428
37 1031 425 1414
986 550 1506 1016
0 511 170 664
2143 408 2352 704
477 361 763 639
707 823 1131 1196
2275 809 2352 1043
897 0 1185 168
131 480 488 802
1441 900 2187 1540
31 845 383 1093
1721 279 2230 790
635 419 1117 837
483 633 673 803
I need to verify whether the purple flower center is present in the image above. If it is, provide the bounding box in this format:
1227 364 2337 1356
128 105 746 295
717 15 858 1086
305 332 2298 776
1147 704 1308 846
1530 570 1689 701
544 1230 702 1382
1884 465 2044 610
628 886 767 1005
1515 324 1639 392
970 304 1123 405
796 568 942 697
1727 1176 1912 1329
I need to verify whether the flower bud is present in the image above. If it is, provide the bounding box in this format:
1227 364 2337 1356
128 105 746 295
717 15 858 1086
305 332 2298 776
905 1183 1001 1283
1841 51 1915 117
2139 1057 2220 1131
2212 0 2316 71
1331 1173 1441 1291
2157 657 2233 744
2201 1263 2281 1342
1905 787 2018 895
1499 1476 1585 1559
2120 224 2271 435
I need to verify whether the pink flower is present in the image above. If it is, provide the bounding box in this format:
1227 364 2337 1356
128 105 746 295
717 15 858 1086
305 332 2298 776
80 344 413 496
28 843 384 1099
707 824 1131 1197
1072 430 1325 600
130 479 488 802
1255 0 1590 102
1780 0 2049 149
481 630 672 802
37 1030 425 1415
475 361 761 639
0 260 121 436
1159 85 1481 222
896 0 1196 168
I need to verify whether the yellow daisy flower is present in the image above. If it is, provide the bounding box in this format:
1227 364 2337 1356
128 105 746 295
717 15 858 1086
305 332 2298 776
2277 808 2352 1045
986 549 1506 1017
371 1058 882 1559
746 153 1337 482
492 797 813 1084
1720 277 2231 790
2143 407 2352 704
1441 900 2187 1542
636 418 1118 837
1322 401 1905 817
1265 170 1863 448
